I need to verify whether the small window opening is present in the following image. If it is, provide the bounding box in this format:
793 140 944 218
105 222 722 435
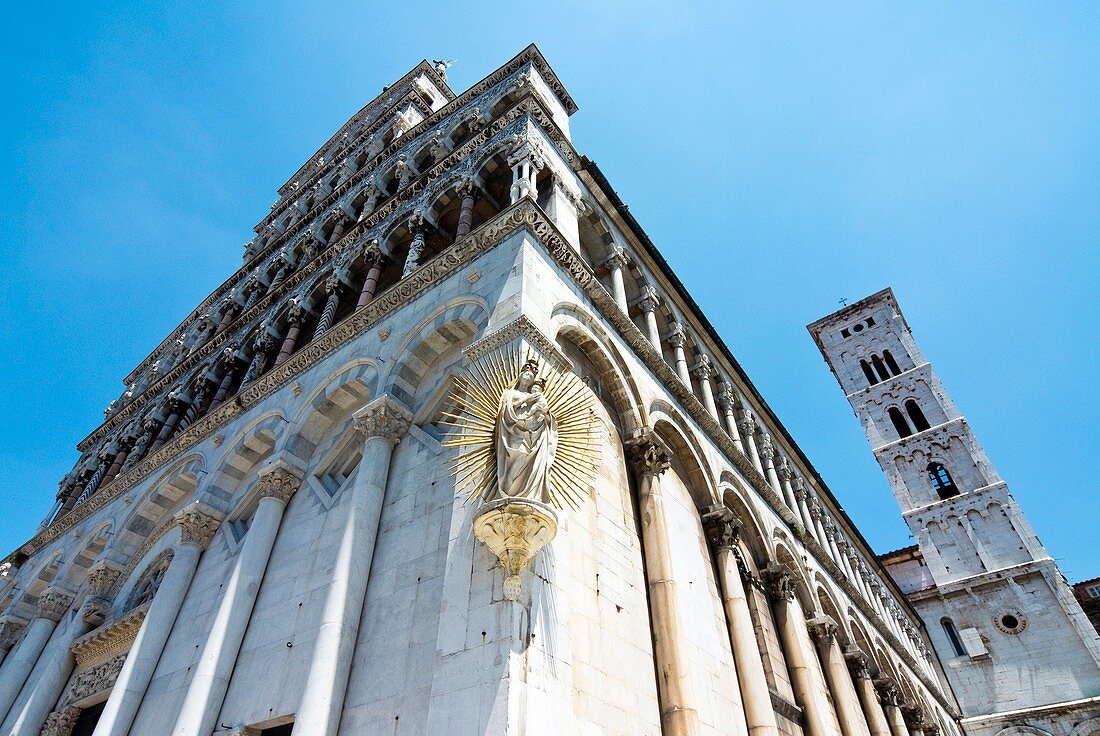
871 355 890 382
888 407 913 438
927 463 960 499
905 400 931 431
941 618 966 656
259 724 294 736
71 701 107 736
1001 614 1019 630
860 360 877 386
883 350 901 376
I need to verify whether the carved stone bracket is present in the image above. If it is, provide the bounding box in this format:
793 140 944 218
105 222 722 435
472 497 558 601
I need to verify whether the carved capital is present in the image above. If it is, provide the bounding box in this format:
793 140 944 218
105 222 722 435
174 502 223 550
624 432 670 478
667 321 686 348
37 586 74 622
737 410 757 436
40 706 80 736
874 676 903 707
353 395 412 444
758 431 775 459
776 457 793 482
85 560 123 599
701 504 742 551
808 615 839 646
255 462 304 505
605 244 629 270
638 284 660 313
692 354 714 381
0 616 27 649
717 381 735 411
761 565 796 602
845 647 872 680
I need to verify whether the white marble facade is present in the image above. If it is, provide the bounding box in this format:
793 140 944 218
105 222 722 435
0 45 1058 736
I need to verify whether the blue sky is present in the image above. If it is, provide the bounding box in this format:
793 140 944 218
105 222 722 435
1 2 1096 579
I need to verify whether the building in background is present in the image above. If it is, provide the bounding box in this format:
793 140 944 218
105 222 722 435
809 290 1100 736
1074 580 1100 637
0 44 1088 736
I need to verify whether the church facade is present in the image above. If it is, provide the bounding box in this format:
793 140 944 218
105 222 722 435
0 45 1091 736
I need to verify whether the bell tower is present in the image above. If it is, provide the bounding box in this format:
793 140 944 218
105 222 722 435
808 288 1100 729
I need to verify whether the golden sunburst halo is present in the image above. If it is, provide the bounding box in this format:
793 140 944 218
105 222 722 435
442 346 601 510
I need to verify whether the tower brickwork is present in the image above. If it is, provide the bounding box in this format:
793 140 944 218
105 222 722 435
809 289 1100 736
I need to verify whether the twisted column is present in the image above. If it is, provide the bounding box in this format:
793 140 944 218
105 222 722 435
313 275 343 337
293 396 411 736
624 432 699 736
701 505 775 736
239 333 275 388
93 503 223 736
172 464 302 736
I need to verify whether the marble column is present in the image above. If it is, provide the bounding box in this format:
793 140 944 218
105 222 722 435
172 464 302 736
355 243 384 309
638 285 662 349
624 433 699 736
0 589 69 721
702 505 776 736
507 144 543 203
0 617 27 671
717 383 745 453
875 679 909 736
809 617 871 736
693 355 720 419
776 459 799 513
454 179 478 239
758 433 783 497
7 563 120 736
293 396 411 736
738 411 763 474
668 322 692 386
846 650 891 736
93 503 223 736
763 567 839 736
150 394 187 453
274 302 306 367
606 245 629 312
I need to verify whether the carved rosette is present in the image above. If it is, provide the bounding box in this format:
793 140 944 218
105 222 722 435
0 616 27 649
175 502 224 550
37 587 75 622
353 396 412 445
472 498 558 601
255 462 304 506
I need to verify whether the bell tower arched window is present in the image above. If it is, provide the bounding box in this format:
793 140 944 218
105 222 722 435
883 350 901 375
905 400 931 431
860 360 877 386
888 407 913 438
928 463 960 499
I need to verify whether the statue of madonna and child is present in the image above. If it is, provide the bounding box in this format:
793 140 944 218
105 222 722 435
494 359 557 504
